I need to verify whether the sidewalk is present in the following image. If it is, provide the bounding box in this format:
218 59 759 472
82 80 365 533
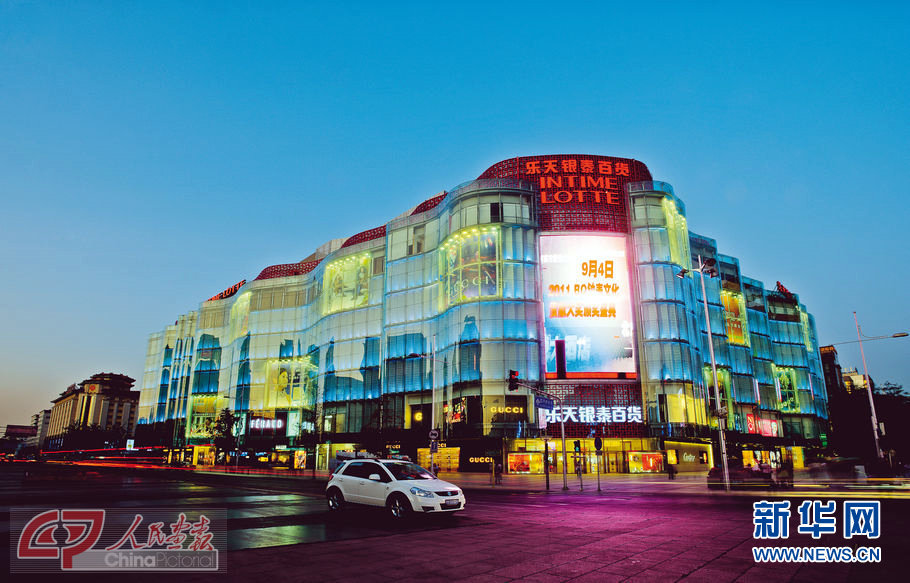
57 460 910 497
435 469 713 494
63 460 714 494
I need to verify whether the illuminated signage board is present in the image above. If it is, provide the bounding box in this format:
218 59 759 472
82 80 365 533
746 413 779 437
250 417 284 430
490 406 524 414
529 158 626 206
477 154 651 233
207 280 246 302
541 405 643 424
468 457 494 464
540 234 635 377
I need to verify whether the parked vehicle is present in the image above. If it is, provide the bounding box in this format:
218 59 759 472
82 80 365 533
326 459 465 519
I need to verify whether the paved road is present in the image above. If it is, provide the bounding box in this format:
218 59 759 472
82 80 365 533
3 464 909 582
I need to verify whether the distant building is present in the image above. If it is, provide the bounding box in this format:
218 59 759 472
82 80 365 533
820 346 875 460
46 373 139 451
0 424 37 457
3 425 37 440
24 409 51 450
842 367 873 395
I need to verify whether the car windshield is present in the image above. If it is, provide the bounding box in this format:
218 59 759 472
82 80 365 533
380 461 434 481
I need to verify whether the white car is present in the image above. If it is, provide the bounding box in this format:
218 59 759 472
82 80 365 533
326 458 466 519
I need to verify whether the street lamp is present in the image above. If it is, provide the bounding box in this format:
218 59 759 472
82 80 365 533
845 314 907 459
677 256 730 491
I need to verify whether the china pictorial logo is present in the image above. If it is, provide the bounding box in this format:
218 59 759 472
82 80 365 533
751 500 882 563
13 508 225 572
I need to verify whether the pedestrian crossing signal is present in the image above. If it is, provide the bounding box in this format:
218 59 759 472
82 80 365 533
574 440 581 452
508 370 519 391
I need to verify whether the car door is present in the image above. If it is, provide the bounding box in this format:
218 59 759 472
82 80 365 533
357 461 392 506
338 461 369 504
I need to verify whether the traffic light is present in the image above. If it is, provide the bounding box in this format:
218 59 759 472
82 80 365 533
573 440 581 452
508 370 519 391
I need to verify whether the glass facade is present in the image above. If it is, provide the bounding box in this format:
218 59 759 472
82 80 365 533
629 182 828 449
137 155 829 473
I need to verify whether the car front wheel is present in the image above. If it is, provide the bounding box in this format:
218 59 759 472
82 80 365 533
326 488 345 511
387 493 411 520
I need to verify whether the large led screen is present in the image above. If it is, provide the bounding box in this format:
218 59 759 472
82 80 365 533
540 234 635 376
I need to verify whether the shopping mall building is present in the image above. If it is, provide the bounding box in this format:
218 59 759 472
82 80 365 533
136 154 829 474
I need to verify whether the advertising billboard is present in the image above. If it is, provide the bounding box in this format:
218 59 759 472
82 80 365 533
266 357 317 410
439 226 500 308
540 234 635 377
322 253 372 315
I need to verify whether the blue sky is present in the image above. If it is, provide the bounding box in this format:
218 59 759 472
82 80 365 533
1 2 908 427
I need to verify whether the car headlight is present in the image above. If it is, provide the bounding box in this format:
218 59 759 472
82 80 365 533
409 486 434 498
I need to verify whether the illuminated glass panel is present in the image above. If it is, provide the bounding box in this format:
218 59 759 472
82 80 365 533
540 234 635 376
228 292 251 342
322 253 372 315
774 365 800 413
662 197 690 269
266 356 317 410
721 290 751 347
799 308 813 353
439 226 501 308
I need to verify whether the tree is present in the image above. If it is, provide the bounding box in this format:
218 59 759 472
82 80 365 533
873 382 910 465
212 408 239 451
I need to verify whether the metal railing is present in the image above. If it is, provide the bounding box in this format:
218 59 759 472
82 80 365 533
626 180 675 196
447 178 536 197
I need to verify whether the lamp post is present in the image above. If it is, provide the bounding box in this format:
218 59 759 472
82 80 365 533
677 256 730 491
850 314 907 459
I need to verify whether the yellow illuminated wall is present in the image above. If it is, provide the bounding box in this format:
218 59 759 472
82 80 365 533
665 391 703 424
721 290 750 347
662 197 690 269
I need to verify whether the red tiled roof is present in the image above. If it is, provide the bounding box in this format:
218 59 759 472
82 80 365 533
340 225 387 249
411 192 447 215
254 259 321 281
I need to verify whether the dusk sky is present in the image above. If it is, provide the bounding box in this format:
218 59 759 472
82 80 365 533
1 2 907 429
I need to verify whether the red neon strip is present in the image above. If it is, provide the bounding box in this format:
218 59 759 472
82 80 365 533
545 372 637 380
40 446 165 454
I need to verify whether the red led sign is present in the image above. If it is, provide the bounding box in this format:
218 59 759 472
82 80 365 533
478 154 651 233
207 280 246 302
